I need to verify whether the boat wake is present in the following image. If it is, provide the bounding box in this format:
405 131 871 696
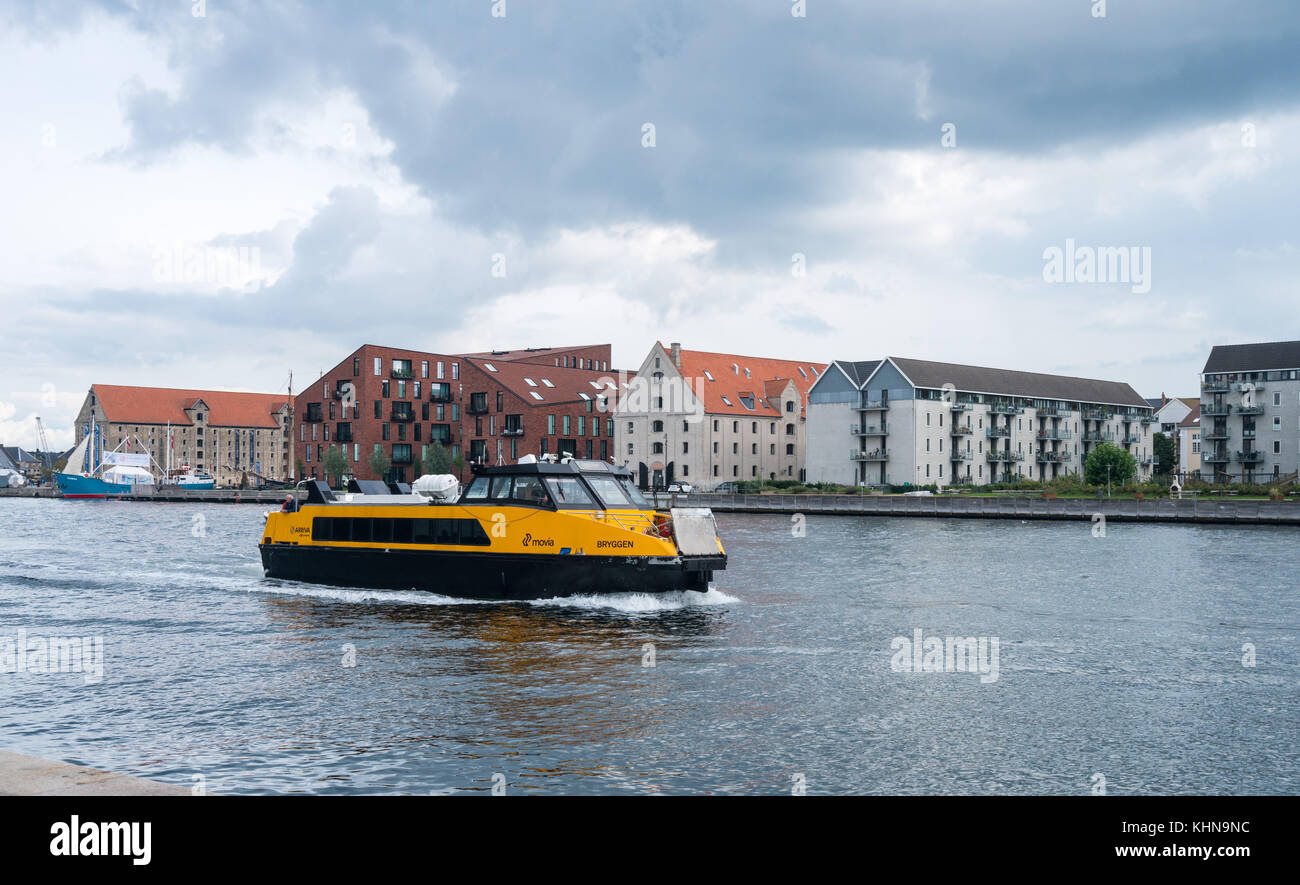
251 580 740 611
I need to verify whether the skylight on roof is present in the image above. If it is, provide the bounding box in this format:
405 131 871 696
529 391 543 400
541 379 554 387
703 370 715 381
579 392 590 400
720 395 733 406
589 381 602 389
524 378 537 386
810 366 820 376
484 363 498 372
797 367 808 379
744 368 751 378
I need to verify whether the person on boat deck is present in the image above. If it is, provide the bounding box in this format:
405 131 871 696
281 493 298 513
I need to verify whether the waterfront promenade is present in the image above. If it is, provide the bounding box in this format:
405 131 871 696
652 492 1300 526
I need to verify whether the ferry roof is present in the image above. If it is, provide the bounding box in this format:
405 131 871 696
471 458 632 478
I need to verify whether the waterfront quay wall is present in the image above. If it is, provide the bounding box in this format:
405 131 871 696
653 492 1300 527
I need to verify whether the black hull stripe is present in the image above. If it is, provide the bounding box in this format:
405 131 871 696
259 546 723 600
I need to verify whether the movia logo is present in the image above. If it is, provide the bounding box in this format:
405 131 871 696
521 533 554 548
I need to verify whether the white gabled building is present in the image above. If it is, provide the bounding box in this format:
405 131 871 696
806 357 1157 487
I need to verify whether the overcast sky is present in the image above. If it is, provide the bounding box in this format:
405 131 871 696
2 1 1297 449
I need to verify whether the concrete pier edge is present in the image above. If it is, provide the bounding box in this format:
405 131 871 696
0 750 191 796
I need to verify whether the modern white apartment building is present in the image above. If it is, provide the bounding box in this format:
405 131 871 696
1198 339 1300 483
806 357 1157 487
616 342 827 489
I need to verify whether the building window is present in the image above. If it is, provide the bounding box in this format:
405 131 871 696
374 357 382 375
382 380 390 398
626 443 634 455
382 424 390 441
374 401 382 419
353 357 360 376
786 444 794 455
652 420 664 432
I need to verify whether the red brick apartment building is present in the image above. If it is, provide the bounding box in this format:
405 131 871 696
295 343 618 483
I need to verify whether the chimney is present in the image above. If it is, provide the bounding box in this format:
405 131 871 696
669 342 681 368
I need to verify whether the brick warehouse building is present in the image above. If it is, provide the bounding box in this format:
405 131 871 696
295 343 619 484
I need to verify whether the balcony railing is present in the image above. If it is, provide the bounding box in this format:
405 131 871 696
989 402 1023 415
1082 431 1113 443
1139 415 1158 424
1236 450 1264 463
1201 403 1230 416
1234 382 1264 393
502 427 525 437
986 451 1024 462
390 409 415 422
1241 428 1257 438
1081 408 1111 421
859 400 889 411
851 424 888 436
949 402 972 411
1237 404 1265 416
1139 456 1156 466
950 425 974 435
1202 452 1230 463
1037 429 1073 440
1035 451 1070 463
1122 434 1141 444
391 369 413 380
1040 406 1072 417
850 450 888 461
950 451 974 461
1201 380 1230 393
1204 429 1230 440
986 427 1010 438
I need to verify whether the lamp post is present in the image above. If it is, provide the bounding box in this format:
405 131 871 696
1107 463 1112 498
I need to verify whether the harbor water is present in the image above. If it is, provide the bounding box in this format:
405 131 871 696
0 498 1295 794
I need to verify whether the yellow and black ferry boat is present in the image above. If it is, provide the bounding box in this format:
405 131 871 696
259 457 726 599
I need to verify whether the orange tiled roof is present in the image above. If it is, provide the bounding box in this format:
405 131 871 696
670 346 827 417
92 384 288 428
463 359 619 408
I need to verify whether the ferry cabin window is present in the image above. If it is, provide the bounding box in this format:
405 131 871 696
462 476 490 500
488 475 512 499
510 476 551 505
312 517 490 546
617 477 652 509
584 474 635 509
545 477 596 508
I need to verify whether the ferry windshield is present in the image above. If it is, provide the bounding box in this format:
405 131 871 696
584 474 636 509
545 476 596 508
617 477 652 509
462 476 490 500
510 475 551 505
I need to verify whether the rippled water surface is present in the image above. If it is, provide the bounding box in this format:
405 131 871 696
0 498 1295 794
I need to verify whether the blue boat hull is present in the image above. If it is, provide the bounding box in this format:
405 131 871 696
174 479 216 490
55 473 133 498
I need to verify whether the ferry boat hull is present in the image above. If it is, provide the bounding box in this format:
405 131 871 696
259 543 721 600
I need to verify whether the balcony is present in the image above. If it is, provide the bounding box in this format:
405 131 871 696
1122 434 1141 445
391 366 414 379
986 451 1024 462
390 408 415 423
950 451 974 461
502 426 525 437
1236 450 1264 464
1035 451 1070 463
1241 428 1257 439
1201 403 1230 417
1139 415 1158 424
949 402 972 412
1082 431 1113 443
1037 429 1073 440
303 406 323 423
850 449 888 461
429 388 454 403
1237 404 1265 416
986 427 1010 438
1081 408 1111 421
1202 451 1230 464
1139 456 1156 466
950 424 974 436
1234 382 1264 393
859 400 889 411
1040 405 1072 417
391 450 413 465
851 424 888 436
1201 380 1230 393
989 402 1023 415
1204 429 1230 441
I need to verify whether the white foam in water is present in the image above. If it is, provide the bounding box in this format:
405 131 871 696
529 585 740 613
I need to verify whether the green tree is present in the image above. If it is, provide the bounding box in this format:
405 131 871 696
295 457 306 479
451 452 466 480
1084 442 1137 486
367 446 391 481
322 445 349 488
422 442 452 475
1152 432 1175 474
